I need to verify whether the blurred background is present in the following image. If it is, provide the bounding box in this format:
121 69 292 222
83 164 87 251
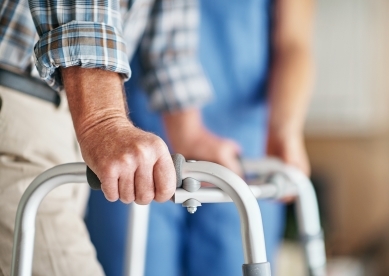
276 0 389 275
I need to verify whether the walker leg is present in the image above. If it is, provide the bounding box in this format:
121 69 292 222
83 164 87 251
125 203 150 276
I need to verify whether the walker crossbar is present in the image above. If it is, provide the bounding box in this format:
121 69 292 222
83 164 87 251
11 155 271 276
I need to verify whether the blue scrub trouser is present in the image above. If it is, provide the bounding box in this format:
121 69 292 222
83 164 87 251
145 201 285 276
86 191 285 276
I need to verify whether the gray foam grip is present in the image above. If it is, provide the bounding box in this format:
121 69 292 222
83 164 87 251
171 153 185 187
242 263 271 276
86 166 101 190
86 154 185 190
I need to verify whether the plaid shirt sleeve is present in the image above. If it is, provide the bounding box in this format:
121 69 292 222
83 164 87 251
29 0 131 90
138 0 213 112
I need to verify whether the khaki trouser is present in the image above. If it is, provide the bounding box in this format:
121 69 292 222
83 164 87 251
0 86 104 276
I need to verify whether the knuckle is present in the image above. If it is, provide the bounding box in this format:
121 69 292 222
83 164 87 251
118 153 132 164
149 136 168 156
132 136 168 165
133 144 150 162
152 136 167 149
99 165 118 181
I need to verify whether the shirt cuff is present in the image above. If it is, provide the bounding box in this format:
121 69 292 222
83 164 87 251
33 21 131 91
142 59 213 112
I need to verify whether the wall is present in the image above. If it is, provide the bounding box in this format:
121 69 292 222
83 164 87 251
305 0 389 262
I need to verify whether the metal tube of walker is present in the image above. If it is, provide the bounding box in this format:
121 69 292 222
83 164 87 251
12 158 272 276
242 158 327 276
10 163 88 276
126 159 272 276
11 158 325 276
180 160 271 275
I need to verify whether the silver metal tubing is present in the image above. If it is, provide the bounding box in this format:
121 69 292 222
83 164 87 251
173 184 279 204
286 167 326 276
181 161 268 265
242 158 327 276
125 204 150 276
246 178 299 199
11 163 87 276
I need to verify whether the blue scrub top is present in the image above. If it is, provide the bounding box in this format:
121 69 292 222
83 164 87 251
199 0 272 157
128 0 272 157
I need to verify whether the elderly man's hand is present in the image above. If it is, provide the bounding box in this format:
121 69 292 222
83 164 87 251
62 67 176 204
79 119 175 204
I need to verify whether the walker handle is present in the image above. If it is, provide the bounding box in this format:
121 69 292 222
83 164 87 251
86 154 185 190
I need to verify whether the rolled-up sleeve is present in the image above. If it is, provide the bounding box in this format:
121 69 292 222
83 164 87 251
139 0 212 112
29 0 131 90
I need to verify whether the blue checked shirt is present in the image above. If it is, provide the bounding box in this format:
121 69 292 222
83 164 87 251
0 0 211 111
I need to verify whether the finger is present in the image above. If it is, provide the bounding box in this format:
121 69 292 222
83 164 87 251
100 176 120 202
134 164 155 205
118 169 135 204
153 155 176 202
220 140 241 158
201 181 214 188
223 157 244 177
217 140 243 176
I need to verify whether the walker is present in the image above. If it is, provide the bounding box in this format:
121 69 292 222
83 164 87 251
10 154 326 276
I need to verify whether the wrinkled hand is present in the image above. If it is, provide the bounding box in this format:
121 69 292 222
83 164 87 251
163 109 242 176
62 67 176 204
79 118 176 204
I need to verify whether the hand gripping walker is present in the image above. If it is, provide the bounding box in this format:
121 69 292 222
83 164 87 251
10 154 326 276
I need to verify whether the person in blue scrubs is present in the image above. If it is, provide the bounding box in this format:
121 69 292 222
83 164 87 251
86 0 314 275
